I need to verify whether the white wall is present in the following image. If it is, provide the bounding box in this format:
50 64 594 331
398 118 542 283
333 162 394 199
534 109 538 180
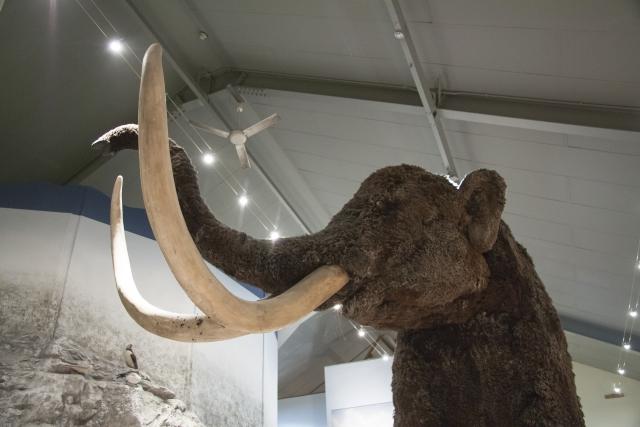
0 200 277 426
279 393 326 427
574 362 640 427
324 358 394 427
321 358 640 427
264 332 279 426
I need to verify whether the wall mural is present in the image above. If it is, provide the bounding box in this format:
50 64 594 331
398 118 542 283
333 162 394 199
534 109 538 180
0 186 266 425
95 44 584 426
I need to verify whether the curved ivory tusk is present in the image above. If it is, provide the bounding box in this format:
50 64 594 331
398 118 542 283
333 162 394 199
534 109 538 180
136 43 349 333
110 175 248 342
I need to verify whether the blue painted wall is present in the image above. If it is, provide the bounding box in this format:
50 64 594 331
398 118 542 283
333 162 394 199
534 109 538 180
0 182 264 298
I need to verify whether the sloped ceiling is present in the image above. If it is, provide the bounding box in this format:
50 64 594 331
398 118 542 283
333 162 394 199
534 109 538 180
0 0 183 183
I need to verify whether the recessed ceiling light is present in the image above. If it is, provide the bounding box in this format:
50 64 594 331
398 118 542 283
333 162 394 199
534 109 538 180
269 230 280 241
202 152 215 165
333 303 342 311
108 39 124 54
238 195 249 207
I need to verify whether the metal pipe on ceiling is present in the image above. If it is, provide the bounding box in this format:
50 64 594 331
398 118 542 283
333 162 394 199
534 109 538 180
383 0 459 179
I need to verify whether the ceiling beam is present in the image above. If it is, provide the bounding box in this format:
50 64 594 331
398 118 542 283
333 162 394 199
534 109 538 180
200 69 640 140
124 0 324 234
204 69 422 107
438 92 640 140
383 0 458 178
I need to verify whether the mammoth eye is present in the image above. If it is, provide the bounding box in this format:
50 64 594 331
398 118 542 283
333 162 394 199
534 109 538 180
419 208 438 228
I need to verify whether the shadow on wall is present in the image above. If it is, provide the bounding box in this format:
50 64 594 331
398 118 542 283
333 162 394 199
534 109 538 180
0 183 270 426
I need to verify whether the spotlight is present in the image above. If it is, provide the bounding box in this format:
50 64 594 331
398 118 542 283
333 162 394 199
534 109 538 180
357 328 366 338
108 39 124 54
333 303 342 311
613 385 622 394
269 230 280 241
202 152 215 165
238 195 249 207
630 310 638 318
623 342 631 350
382 354 390 362
617 368 626 375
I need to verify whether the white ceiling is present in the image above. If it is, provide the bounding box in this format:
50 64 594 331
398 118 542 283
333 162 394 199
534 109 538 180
166 0 640 106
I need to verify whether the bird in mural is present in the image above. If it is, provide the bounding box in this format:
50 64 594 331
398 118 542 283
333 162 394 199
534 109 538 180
124 344 138 370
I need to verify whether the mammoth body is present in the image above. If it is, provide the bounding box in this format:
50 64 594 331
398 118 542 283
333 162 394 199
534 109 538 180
96 45 583 426
97 125 583 426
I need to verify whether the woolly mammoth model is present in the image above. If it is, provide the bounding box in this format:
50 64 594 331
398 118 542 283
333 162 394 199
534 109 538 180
94 44 584 426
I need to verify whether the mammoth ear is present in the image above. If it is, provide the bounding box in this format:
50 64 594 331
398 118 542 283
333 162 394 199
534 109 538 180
458 169 506 253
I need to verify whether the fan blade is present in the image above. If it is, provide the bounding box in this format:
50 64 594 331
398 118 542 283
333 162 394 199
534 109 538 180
235 144 251 169
242 113 279 138
189 120 230 139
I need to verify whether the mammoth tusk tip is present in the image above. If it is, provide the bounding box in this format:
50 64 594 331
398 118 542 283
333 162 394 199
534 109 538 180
148 43 163 54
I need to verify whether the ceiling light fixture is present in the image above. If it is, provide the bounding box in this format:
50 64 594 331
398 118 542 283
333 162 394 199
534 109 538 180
630 309 638 318
238 195 249 207
617 367 626 375
623 342 631 350
269 230 280 241
333 303 342 311
108 39 124 54
357 328 366 338
393 30 405 40
202 152 215 165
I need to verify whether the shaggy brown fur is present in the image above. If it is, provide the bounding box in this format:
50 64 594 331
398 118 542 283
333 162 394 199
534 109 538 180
93 124 584 426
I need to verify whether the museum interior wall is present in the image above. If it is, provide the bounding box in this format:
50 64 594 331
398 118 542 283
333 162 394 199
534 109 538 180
279 393 326 427
0 183 277 426
279 357 640 427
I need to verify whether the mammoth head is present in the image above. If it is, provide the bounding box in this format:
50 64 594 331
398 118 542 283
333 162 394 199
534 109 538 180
110 44 506 341
319 162 506 329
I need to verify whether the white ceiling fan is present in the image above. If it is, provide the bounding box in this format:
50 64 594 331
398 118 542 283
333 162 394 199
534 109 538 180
189 113 280 168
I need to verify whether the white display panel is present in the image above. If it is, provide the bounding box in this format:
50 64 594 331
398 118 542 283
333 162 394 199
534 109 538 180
324 358 393 427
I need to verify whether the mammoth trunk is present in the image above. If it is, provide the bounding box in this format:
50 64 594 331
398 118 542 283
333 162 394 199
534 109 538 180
94 123 324 297
166 142 333 297
168 143 273 288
